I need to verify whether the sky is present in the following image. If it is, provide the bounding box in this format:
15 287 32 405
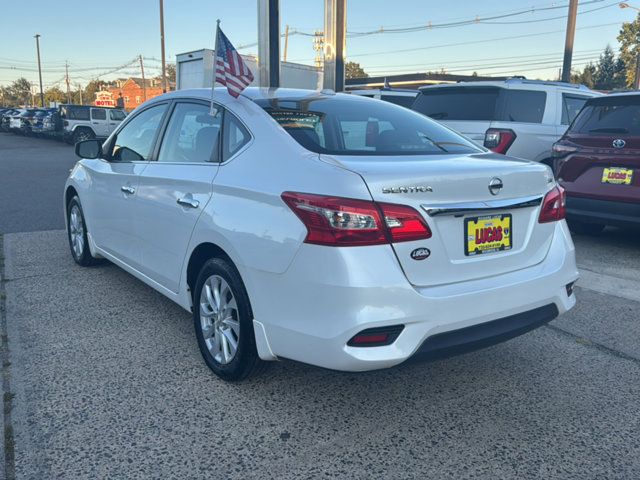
0 0 636 90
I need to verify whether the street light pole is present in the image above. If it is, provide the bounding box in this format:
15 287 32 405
159 0 168 93
561 0 579 83
34 34 45 107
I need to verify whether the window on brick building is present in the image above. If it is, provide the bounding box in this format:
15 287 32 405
136 96 141 104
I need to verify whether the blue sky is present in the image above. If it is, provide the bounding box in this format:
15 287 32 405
0 0 636 89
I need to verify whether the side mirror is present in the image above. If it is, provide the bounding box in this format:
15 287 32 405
75 139 102 159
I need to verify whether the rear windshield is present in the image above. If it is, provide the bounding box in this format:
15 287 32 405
412 87 546 123
569 96 640 135
258 95 482 156
380 94 416 109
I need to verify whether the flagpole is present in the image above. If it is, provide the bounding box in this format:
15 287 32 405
210 19 221 115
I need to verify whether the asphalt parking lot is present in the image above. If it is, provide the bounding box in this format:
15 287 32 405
1 132 639 479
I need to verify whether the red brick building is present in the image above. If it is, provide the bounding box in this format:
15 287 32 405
103 78 165 111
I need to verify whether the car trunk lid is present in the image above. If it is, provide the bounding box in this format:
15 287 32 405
324 152 556 287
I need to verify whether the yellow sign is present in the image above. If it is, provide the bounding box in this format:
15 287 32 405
465 214 512 256
602 167 633 185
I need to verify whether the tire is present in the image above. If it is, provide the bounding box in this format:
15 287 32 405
66 196 99 266
193 257 265 381
73 128 95 144
567 220 605 235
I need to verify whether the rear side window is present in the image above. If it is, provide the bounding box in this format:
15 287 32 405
380 95 415 109
62 106 90 121
561 95 589 125
413 87 546 123
259 96 482 156
502 90 546 123
91 108 106 120
412 87 500 120
222 113 251 161
157 102 221 163
570 97 640 135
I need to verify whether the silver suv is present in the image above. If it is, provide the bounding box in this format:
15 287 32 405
412 78 601 165
60 104 127 144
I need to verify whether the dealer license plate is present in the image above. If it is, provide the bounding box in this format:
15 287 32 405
465 214 512 256
602 167 633 185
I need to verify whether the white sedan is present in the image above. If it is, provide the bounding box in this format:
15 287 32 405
64 87 578 381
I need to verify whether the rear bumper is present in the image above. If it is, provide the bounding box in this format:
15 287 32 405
411 303 558 362
248 221 578 371
566 195 640 227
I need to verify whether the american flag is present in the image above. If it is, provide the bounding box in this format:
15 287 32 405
215 26 254 98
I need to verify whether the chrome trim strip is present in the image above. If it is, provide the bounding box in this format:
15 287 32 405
422 195 543 217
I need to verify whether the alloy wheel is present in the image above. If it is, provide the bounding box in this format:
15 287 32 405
69 205 85 259
199 275 240 365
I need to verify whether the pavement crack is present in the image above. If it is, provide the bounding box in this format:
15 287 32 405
545 322 640 365
0 234 16 480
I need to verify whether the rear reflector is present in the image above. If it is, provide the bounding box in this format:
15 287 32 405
281 192 431 247
538 186 566 223
347 325 405 347
484 128 516 154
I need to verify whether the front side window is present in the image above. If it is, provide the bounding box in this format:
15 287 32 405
222 113 251 161
562 94 589 125
157 102 221 163
91 108 106 120
259 96 482 156
111 103 168 161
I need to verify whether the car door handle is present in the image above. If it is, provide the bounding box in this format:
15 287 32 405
121 186 135 195
177 197 199 209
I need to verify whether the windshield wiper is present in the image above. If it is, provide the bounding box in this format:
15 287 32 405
428 112 448 119
588 127 629 133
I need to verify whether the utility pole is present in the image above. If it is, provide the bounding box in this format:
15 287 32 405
65 61 72 104
283 24 290 62
34 34 45 107
634 54 640 90
78 84 83 105
159 0 167 92
139 55 147 102
561 0 579 83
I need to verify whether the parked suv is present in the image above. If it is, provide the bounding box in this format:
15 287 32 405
350 87 418 108
554 93 640 233
412 78 601 165
59 104 126 144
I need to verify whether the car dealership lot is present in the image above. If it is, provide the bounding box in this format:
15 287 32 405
1 132 639 479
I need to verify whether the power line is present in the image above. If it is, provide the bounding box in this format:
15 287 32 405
344 22 621 59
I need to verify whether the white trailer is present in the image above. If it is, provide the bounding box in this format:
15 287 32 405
176 49 322 90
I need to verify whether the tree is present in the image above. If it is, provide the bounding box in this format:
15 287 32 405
594 45 619 90
345 61 368 79
617 12 640 87
166 63 176 86
83 80 104 105
574 63 597 88
44 86 66 106
2 78 33 106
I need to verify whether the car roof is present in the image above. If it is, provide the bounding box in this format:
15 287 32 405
160 87 340 104
419 78 595 92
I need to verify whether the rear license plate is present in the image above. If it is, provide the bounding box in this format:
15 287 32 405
602 167 633 185
465 214 512 256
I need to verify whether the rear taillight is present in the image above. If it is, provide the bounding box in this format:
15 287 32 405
281 192 431 247
484 128 516 154
552 142 577 158
538 186 566 223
